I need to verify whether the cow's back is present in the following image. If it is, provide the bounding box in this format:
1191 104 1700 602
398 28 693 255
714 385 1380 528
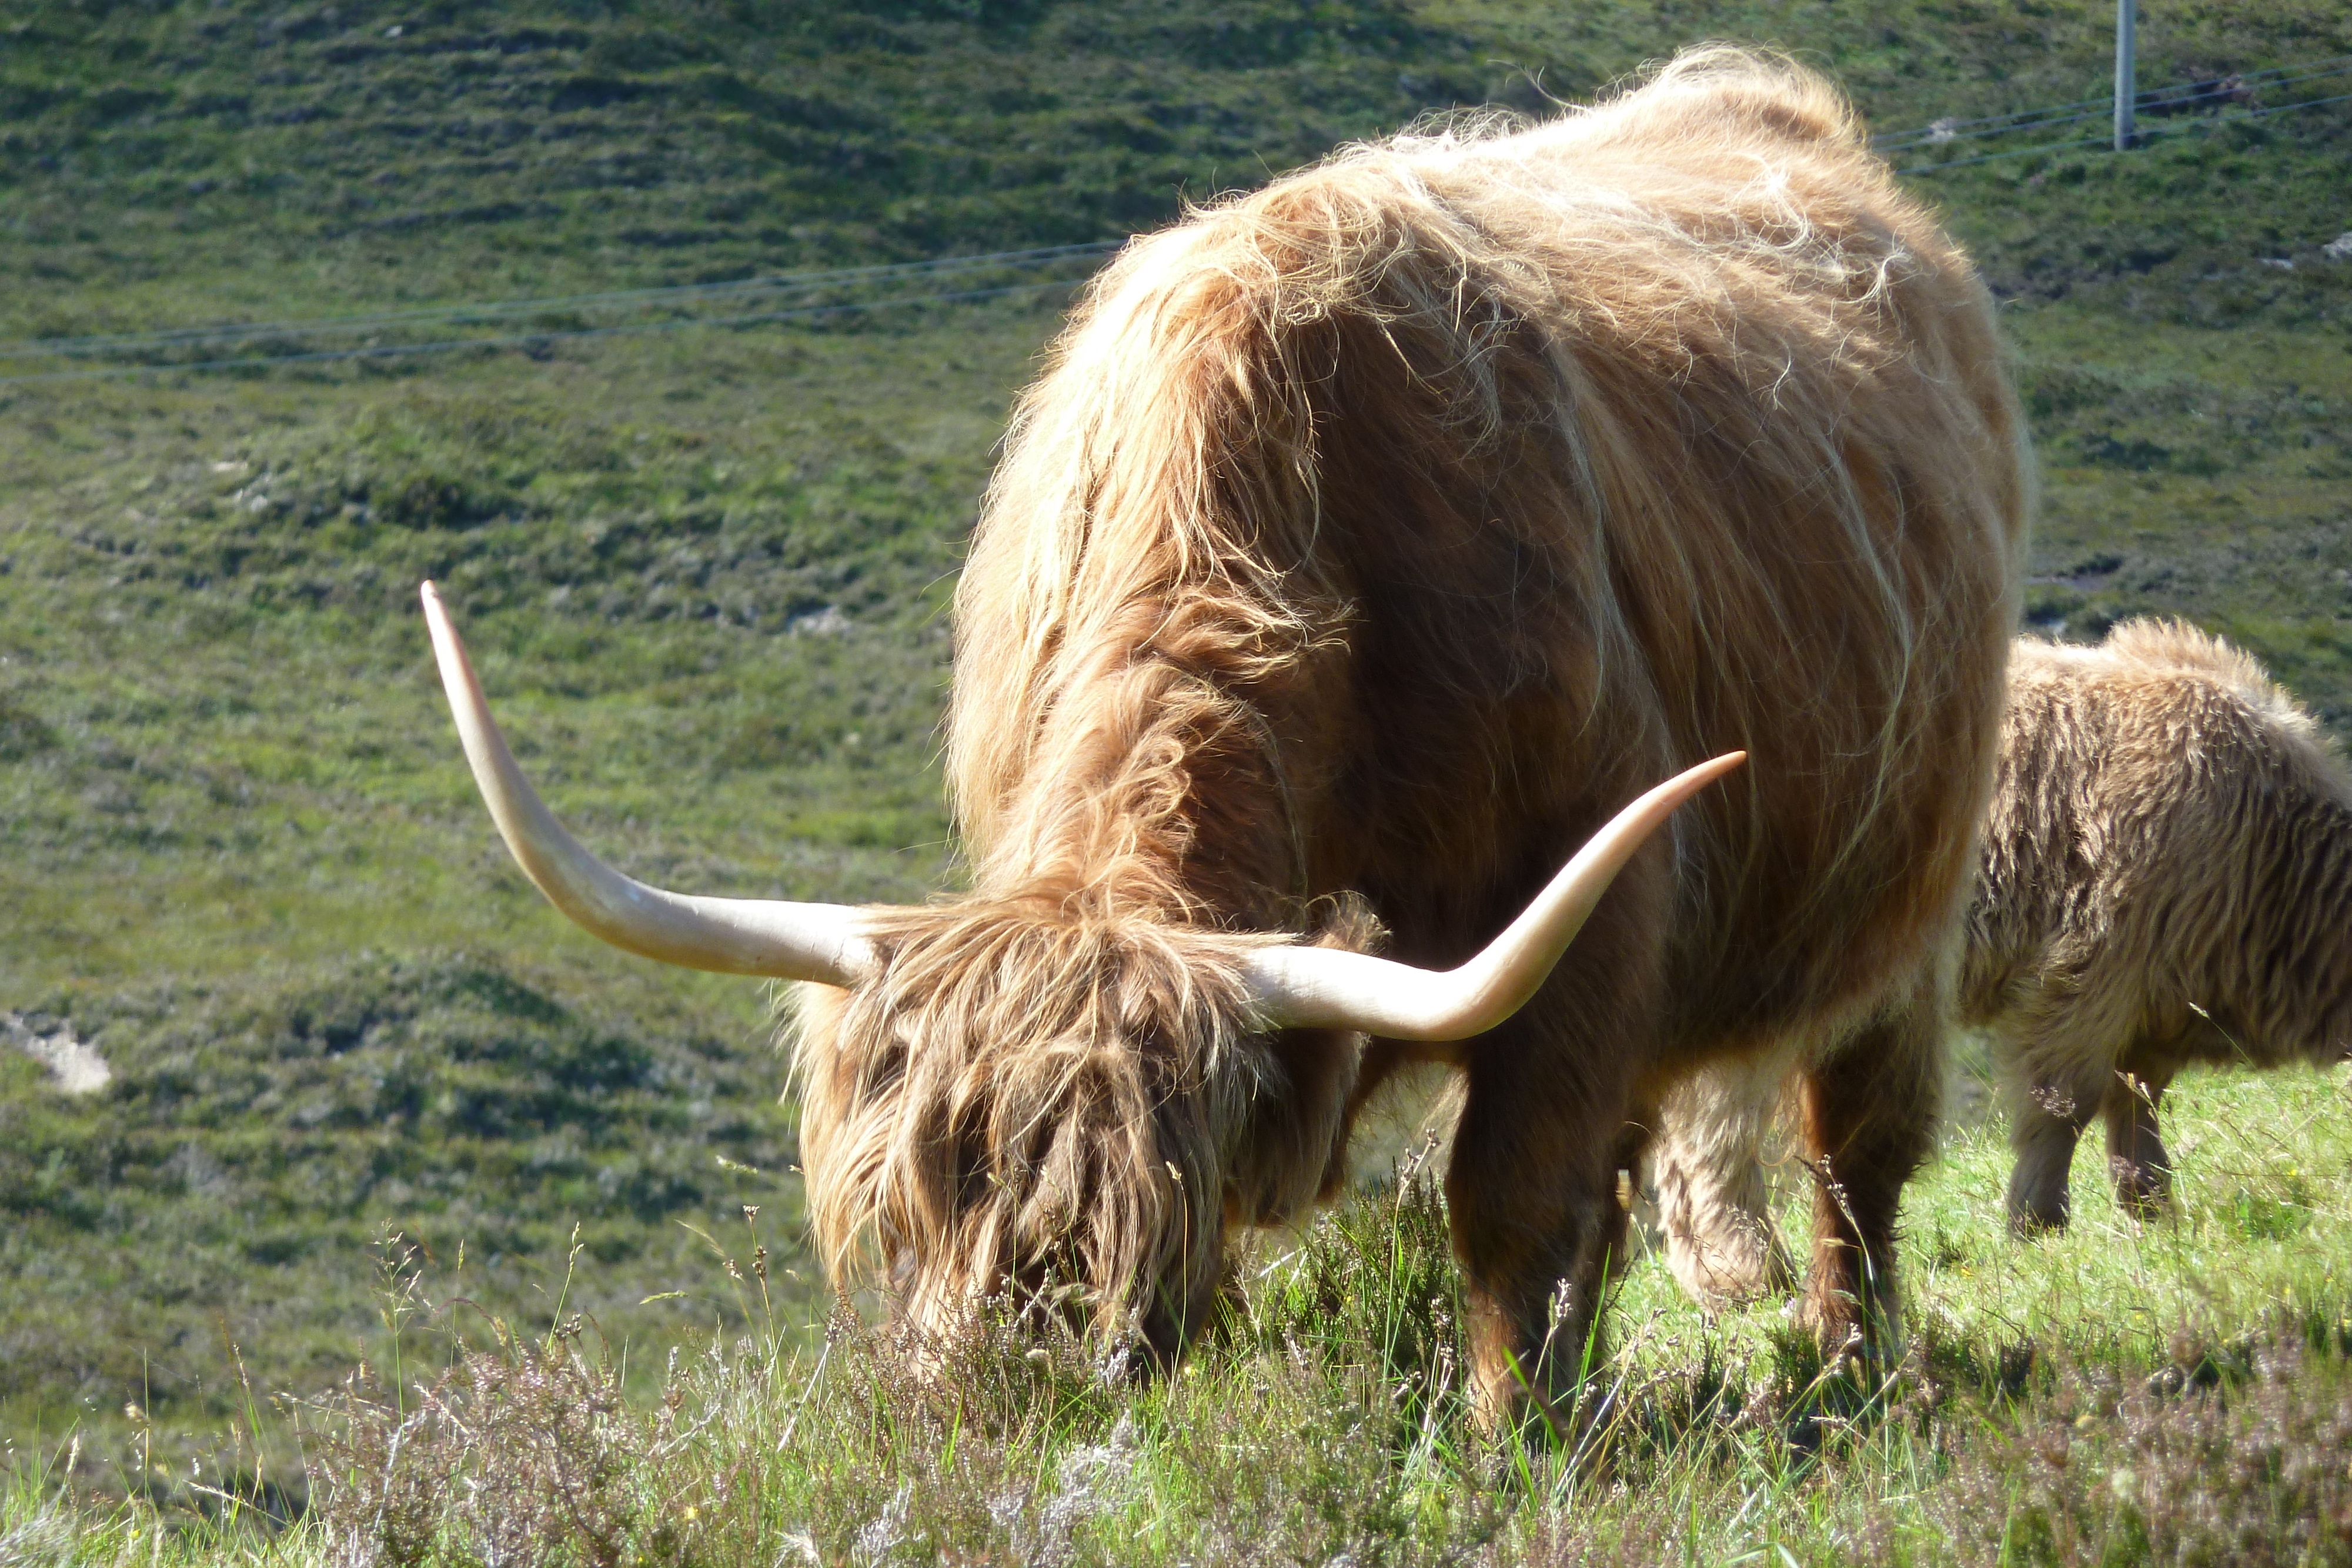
953 49 2027 1048
1965 625 2352 1061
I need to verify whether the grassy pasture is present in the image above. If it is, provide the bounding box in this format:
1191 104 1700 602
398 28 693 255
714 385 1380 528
10 1058 2352 1564
5 0 2352 1559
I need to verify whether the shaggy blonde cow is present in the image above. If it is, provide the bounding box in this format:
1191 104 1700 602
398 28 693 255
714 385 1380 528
1659 620 2352 1307
1984 621 2352 1230
423 49 2027 1422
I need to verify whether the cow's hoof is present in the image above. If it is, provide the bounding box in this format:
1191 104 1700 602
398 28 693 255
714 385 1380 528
2004 1195 2071 1237
2109 1160 2173 1220
1792 1288 1904 1379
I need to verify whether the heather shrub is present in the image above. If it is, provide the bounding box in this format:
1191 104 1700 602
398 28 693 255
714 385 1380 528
1919 1326 2352 1568
302 1328 651 1568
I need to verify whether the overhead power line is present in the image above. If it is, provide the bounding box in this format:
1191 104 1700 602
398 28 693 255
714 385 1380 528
1871 51 2352 155
1897 85 2352 175
1873 91 2119 151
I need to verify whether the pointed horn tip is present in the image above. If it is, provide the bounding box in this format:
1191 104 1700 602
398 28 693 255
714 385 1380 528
1631 750 1746 816
1665 749 1747 799
1638 750 1746 827
417 581 475 698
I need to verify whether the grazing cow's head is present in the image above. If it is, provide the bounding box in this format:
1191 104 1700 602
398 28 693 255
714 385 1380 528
418 584 1737 1351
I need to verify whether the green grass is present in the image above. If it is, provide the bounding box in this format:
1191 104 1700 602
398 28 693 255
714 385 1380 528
5 0 2352 1557
10 1062 2352 1563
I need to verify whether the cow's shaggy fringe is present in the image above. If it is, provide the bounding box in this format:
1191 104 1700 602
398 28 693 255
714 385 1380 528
797 44 2027 1407
796 904 1363 1350
1977 619 2352 1228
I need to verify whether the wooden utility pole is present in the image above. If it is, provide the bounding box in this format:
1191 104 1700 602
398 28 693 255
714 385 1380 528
2114 0 2138 151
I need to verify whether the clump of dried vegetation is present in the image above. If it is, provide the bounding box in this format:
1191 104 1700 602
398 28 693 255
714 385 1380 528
301 1329 642 1568
1912 1330 2352 1567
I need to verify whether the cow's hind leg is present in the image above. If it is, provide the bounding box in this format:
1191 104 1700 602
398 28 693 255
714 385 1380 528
1653 1049 1799 1311
1793 997 1939 1362
2102 1059 2175 1219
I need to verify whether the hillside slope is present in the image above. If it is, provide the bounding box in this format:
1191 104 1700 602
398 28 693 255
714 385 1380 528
7 1 2350 326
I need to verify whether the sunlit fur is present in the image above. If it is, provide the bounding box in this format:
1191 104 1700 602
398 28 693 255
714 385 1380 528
1659 620 2352 1301
795 46 2028 1414
1978 620 2352 1230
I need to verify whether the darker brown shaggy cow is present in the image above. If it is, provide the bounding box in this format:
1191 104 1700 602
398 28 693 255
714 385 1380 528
422 48 2028 1422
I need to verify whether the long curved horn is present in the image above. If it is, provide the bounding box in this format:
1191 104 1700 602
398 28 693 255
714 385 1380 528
420 582 876 986
1242 751 1746 1039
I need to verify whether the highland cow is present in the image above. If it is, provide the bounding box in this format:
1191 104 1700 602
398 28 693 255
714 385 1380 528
1982 620 2352 1231
421 48 2028 1422
1658 620 2352 1306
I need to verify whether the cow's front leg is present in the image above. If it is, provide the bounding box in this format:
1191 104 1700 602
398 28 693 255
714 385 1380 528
2004 1065 2101 1233
1446 971 1654 1433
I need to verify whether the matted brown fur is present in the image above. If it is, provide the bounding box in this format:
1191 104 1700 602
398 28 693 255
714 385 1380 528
795 46 2028 1415
1658 620 2352 1302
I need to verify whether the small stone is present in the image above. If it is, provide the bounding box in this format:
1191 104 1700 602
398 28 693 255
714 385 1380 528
5 1012 111 1094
